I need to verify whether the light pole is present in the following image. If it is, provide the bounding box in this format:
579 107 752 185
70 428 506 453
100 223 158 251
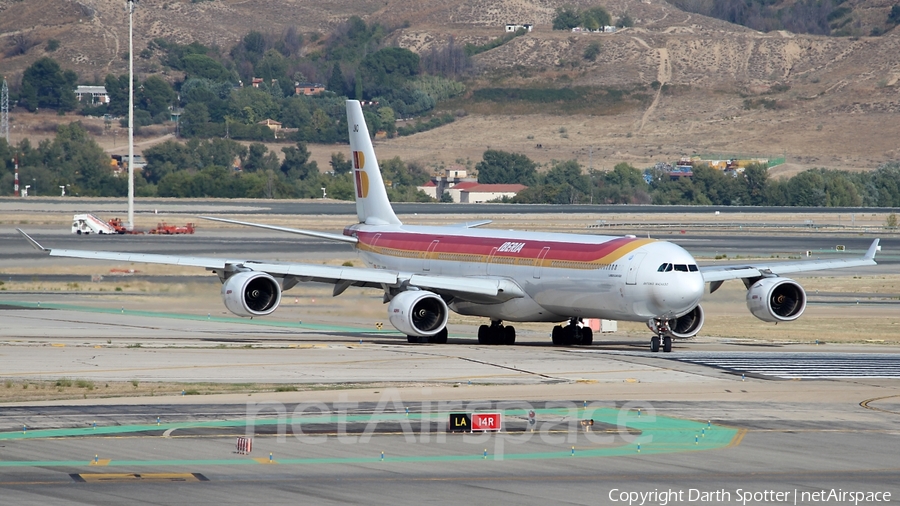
126 0 137 231
321 187 327 198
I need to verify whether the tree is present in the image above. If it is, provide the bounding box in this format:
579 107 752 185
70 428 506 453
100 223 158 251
104 74 131 117
229 86 278 125
598 162 647 204
138 75 176 118
890 5 900 24
255 49 288 83
327 62 346 96
377 106 397 136
280 142 317 180
329 152 352 175
583 41 601 61
242 143 279 173
786 170 827 206
180 54 233 81
743 163 768 205
358 47 420 98
552 6 581 30
180 102 210 137
20 57 78 112
541 160 591 203
475 150 537 185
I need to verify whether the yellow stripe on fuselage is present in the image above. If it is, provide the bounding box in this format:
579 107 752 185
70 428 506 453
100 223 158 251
357 238 655 270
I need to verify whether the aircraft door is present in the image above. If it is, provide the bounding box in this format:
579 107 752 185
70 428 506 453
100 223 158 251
625 251 646 285
486 247 498 276
533 247 550 279
423 240 440 272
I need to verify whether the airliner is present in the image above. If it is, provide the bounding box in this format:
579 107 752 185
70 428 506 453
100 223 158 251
18 100 880 352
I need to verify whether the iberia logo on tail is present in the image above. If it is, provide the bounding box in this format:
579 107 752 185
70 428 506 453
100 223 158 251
353 151 369 198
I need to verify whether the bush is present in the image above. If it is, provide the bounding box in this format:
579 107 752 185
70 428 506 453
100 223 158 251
396 114 455 136
583 41 601 62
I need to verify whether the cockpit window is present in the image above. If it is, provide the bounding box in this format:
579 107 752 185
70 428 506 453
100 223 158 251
660 263 699 273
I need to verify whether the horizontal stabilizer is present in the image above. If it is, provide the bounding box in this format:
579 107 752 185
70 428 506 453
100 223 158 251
199 217 357 244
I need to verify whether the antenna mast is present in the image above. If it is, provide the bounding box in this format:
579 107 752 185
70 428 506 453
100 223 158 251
1 78 9 144
126 0 137 230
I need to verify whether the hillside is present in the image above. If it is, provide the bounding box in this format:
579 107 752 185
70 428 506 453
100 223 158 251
1 0 899 173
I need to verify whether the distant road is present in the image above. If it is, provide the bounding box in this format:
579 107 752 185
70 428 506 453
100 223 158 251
2 198 899 216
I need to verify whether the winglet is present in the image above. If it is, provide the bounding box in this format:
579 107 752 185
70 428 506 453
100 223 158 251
16 229 49 252
865 239 880 260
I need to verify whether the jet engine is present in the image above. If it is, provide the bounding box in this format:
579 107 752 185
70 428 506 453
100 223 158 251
221 271 282 317
746 277 806 322
388 290 449 337
647 305 705 338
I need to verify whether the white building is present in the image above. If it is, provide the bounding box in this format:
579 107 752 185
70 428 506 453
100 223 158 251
505 23 533 32
75 86 110 105
442 182 527 203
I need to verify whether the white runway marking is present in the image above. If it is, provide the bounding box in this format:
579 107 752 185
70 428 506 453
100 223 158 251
668 351 900 379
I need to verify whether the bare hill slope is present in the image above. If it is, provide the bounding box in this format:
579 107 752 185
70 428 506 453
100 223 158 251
1 0 898 171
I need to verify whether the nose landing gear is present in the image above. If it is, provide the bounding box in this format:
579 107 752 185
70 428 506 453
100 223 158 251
649 319 673 353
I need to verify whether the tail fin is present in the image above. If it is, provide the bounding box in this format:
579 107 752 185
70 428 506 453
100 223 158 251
346 100 401 226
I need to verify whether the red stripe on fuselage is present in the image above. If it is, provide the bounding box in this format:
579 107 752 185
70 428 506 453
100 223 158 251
356 231 650 263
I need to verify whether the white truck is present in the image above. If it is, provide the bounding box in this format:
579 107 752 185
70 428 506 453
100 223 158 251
72 214 117 235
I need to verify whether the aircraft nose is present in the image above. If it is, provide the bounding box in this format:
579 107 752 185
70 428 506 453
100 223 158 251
652 272 704 316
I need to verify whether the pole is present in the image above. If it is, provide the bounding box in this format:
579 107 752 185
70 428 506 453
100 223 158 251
126 0 135 231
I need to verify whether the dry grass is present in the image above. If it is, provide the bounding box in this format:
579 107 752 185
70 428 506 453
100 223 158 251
0 378 400 403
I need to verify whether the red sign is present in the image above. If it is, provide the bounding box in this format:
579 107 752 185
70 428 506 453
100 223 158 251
471 413 501 432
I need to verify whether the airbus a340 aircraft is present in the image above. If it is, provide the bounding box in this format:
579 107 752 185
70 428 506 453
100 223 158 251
19 100 880 352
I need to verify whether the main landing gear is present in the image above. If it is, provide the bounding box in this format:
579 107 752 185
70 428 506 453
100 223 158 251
407 327 448 344
649 319 673 353
477 320 516 345
551 318 593 346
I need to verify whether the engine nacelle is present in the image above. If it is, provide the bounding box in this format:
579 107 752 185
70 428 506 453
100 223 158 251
647 305 705 338
388 290 449 337
221 271 282 317
746 277 807 322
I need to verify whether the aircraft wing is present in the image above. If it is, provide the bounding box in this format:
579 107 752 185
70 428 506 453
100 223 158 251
17 229 523 303
700 239 879 283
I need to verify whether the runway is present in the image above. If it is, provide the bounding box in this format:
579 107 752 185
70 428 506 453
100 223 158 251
0 304 899 504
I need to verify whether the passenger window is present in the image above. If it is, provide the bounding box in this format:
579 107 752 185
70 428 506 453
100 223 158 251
674 264 688 272
688 264 699 272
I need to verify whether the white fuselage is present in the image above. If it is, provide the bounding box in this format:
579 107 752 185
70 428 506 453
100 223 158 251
345 224 705 323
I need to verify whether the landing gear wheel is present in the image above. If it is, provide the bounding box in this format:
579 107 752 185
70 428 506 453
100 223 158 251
432 327 449 344
503 326 516 345
650 336 660 353
552 326 563 346
662 336 672 353
477 325 489 344
408 336 418 344
581 327 593 346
